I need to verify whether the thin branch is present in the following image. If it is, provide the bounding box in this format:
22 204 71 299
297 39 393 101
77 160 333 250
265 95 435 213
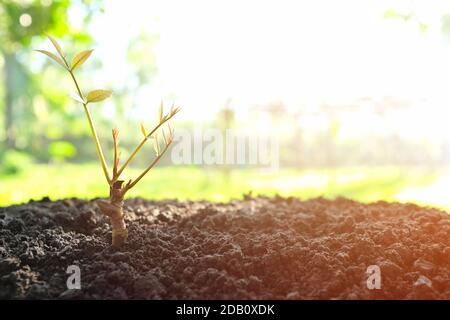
66 68 111 184
81 103 111 184
112 128 119 180
154 134 160 156
116 109 178 178
124 138 173 191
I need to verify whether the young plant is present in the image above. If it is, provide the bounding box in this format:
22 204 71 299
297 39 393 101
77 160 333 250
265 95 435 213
37 36 179 247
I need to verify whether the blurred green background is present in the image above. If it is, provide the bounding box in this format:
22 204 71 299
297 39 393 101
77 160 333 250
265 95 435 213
2 0 450 211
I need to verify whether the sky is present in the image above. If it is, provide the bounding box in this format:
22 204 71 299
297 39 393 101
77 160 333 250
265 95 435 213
73 0 450 121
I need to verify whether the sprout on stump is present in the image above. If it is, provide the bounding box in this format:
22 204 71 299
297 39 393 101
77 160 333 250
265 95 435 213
37 35 180 247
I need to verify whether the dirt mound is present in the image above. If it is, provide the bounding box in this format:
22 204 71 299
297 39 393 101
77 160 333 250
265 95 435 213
0 196 448 299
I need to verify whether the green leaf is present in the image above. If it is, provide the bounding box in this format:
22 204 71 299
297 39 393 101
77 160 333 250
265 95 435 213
140 123 147 137
171 106 180 116
70 92 85 104
47 35 65 58
35 50 67 69
87 90 112 103
159 100 164 123
71 49 93 71
153 134 160 156
162 128 168 145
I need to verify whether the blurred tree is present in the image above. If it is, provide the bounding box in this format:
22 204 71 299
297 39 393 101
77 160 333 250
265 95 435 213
383 8 429 33
127 32 159 85
217 98 234 130
0 0 99 151
384 5 450 36
217 98 234 183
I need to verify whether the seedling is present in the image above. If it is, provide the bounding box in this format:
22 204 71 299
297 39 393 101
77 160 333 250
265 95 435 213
37 36 179 247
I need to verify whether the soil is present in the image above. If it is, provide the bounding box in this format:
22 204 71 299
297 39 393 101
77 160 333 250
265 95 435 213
0 196 449 299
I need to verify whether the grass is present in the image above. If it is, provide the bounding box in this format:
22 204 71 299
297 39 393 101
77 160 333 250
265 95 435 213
0 163 440 208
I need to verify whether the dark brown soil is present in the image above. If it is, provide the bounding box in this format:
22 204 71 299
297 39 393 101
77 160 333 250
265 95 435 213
0 196 449 299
